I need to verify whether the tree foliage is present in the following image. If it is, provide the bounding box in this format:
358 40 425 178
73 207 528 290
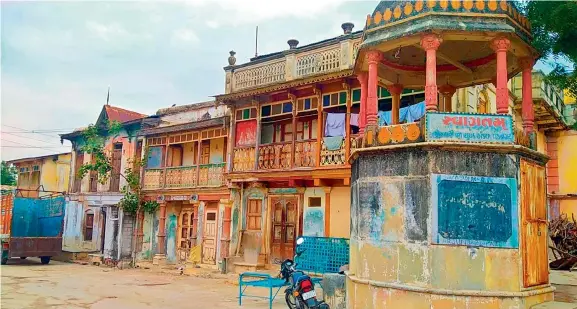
1 161 17 186
77 121 158 215
525 0 577 97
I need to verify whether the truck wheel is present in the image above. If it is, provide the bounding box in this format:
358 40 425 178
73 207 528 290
20 257 27 259
1 258 7 265
40 256 51 265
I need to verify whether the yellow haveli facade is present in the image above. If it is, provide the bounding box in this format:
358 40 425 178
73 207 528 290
8 152 71 198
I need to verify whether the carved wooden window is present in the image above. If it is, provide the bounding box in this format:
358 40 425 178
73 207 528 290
296 97 319 112
351 88 361 104
261 102 293 117
179 209 195 248
296 118 317 141
322 91 347 107
236 107 257 121
84 210 94 241
247 199 262 230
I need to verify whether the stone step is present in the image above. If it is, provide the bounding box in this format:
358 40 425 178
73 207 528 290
531 301 577 309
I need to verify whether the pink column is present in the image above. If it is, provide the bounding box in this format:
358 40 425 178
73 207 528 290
491 37 511 114
366 50 382 127
357 72 368 134
519 57 535 133
420 34 442 112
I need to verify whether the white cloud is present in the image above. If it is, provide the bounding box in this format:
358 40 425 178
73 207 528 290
171 28 200 44
85 21 128 41
205 20 220 29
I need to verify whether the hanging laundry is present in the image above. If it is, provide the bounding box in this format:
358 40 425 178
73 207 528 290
324 113 346 137
350 113 359 127
406 101 426 123
378 111 391 126
323 136 344 151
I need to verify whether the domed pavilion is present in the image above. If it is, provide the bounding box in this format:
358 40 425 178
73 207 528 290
348 1 553 308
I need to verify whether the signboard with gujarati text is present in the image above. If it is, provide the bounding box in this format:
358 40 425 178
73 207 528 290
426 112 514 144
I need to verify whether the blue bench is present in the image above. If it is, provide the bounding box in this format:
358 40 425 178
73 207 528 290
238 237 349 309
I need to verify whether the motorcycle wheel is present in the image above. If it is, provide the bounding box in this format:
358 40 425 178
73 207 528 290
285 291 298 309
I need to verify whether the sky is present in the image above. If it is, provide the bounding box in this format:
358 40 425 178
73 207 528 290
1 0 376 161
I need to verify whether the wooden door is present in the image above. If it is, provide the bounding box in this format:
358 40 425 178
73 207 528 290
270 196 298 264
202 206 218 264
521 160 549 287
110 143 122 192
200 141 210 165
73 152 84 192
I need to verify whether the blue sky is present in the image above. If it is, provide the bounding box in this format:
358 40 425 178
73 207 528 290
1 0 376 160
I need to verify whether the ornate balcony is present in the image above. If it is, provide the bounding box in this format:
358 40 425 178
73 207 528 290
294 140 316 168
225 36 362 94
258 142 292 170
143 164 225 190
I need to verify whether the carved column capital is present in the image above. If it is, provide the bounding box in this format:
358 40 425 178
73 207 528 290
386 84 404 96
490 37 511 52
518 57 535 70
365 50 383 64
420 34 442 51
356 72 368 85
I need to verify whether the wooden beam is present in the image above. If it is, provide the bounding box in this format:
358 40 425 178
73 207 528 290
343 177 350 186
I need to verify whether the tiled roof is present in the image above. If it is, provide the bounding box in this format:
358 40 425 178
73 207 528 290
140 116 229 136
104 105 147 123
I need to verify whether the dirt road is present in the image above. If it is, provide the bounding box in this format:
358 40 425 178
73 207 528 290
1 258 286 309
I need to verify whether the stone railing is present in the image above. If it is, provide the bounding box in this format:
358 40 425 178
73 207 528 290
233 59 286 91
295 46 341 78
226 37 362 93
258 142 292 170
198 163 225 187
294 140 316 168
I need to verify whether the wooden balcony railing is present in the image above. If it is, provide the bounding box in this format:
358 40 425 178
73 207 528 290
294 140 316 168
320 138 347 166
233 147 256 172
198 163 226 187
143 164 225 190
258 142 292 170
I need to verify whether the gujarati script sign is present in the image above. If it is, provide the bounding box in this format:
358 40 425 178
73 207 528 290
426 112 514 144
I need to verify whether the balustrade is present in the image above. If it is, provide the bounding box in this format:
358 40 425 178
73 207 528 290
258 142 292 170
296 47 340 78
320 138 347 166
143 169 164 190
294 140 316 168
198 163 226 187
165 166 197 188
233 147 256 172
233 60 285 91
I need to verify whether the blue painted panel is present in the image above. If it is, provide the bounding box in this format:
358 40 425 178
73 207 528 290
295 236 349 275
303 208 324 237
12 196 65 237
146 146 163 168
426 112 514 144
431 174 519 248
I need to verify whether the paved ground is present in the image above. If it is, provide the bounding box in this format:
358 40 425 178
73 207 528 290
1 258 288 309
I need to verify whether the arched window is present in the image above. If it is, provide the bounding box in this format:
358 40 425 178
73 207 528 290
84 210 94 241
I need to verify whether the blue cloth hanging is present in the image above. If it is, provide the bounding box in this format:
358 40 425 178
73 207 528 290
323 136 343 151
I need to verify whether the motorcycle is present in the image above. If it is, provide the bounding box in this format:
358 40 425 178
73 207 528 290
280 237 329 309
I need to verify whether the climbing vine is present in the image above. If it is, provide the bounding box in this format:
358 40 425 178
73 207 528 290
77 121 159 215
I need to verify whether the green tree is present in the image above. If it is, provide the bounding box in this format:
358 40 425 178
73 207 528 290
525 1 577 97
76 121 158 215
1 161 17 186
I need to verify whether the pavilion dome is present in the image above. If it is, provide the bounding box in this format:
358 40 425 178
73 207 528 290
355 0 538 89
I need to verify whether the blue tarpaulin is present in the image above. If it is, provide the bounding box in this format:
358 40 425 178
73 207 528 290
11 196 65 237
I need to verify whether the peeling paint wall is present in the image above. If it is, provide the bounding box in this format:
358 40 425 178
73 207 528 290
347 149 551 308
137 212 154 260
303 188 324 237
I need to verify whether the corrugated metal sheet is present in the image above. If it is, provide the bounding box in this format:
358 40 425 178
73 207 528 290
521 159 549 287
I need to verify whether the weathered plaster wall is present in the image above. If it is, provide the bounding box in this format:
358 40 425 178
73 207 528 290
209 138 225 164
62 200 101 252
103 206 119 260
137 212 154 260
158 105 227 126
330 187 350 238
303 188 325 237
182 142 196 166
38 153 71 195
229 189 241 255
165 203 179 263
347 149 550 308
